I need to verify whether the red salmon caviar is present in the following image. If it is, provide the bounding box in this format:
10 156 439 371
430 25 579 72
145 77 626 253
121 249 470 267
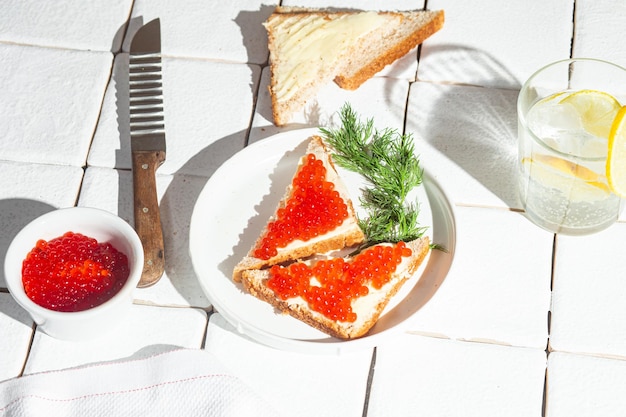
253 154 349 260
21 232 130 312
266 242 412 322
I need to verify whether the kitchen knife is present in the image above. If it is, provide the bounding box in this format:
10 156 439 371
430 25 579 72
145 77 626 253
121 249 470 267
129 18 166 288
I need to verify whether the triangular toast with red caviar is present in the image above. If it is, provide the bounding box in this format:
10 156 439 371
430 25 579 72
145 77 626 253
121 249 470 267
232 135 365 282
241 237 430 339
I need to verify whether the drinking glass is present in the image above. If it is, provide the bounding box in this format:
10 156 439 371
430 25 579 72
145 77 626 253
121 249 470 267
518 58 626 235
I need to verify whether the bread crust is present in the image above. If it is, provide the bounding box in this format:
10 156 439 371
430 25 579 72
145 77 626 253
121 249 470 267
233 135 365 282
233 228 364 282
241 237 430 339
333 10 445 90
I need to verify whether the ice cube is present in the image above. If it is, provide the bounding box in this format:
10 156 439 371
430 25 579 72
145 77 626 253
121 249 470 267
527 99 583 139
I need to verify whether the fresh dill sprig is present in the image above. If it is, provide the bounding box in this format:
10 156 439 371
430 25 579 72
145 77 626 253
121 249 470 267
319 103 427 246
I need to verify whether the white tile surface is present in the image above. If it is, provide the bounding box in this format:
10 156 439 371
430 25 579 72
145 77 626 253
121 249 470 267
406 82 520 208
78 166 211 308
122 0 274 63
550 222 626 358
87 54 259 177
0 161 83 205
78 167 133 224
573 0 626 67
546 352 626 417
0 161 83 288
369 334 547 417
251 66 410 140
422 0 573 88
282 0 426 10
0 43 112 166
0 1 133 52
406 205 553 349
0 293 33 382
204 313 373 417
23 304 207 374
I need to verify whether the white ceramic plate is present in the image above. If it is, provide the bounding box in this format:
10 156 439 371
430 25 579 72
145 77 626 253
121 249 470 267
190 128 456 354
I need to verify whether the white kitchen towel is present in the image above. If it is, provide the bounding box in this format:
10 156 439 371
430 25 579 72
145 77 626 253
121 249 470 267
0 348 281 417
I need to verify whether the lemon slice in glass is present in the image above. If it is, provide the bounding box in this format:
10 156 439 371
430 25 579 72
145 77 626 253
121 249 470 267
523 154 610 201
607 106 626 197
560 89 621 138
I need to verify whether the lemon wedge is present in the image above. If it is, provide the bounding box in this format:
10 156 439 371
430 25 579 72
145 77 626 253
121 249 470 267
530 154 604 183
523 155 610 201
607 106 626 197
559 89 621 138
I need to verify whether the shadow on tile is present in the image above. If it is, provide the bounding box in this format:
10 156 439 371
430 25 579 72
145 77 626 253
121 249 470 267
234 5 274 65
42 344 189 371
110 19 133 54
119 343 186 361
415 44 522 208
0 198 55 325
420 44 521 89
234 5 274 124
217 137 308 282
159 136 245 305
109 135 242 307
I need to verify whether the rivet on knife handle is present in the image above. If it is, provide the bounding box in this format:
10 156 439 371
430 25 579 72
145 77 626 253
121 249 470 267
132 151 166 287
129 18 166 288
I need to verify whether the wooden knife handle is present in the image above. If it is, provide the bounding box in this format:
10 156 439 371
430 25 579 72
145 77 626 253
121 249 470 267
132 150 166 288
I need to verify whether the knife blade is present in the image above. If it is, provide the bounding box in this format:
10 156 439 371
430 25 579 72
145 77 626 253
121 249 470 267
129 18 166 288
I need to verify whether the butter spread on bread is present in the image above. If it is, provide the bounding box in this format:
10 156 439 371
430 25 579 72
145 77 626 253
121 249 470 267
264 7 445 125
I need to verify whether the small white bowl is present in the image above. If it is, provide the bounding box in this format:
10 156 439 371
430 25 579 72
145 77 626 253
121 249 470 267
4 207 144 340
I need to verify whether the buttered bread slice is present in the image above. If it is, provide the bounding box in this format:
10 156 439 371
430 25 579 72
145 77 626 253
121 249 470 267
264 7 444 125
241 237 430 339
233 135 365 282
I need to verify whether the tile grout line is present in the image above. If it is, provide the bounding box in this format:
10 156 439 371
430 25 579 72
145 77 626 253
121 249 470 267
244 63 268 148
569 0 577 59
199 309 214 349
17 322 37 378
541 2 577 415
541 233 557 417
75 49 116 206
361 347 377 417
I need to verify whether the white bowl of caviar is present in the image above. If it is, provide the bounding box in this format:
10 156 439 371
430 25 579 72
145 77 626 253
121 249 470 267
4 207 144 340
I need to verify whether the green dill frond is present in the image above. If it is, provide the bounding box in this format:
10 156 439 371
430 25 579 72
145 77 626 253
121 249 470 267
320 103 427 246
